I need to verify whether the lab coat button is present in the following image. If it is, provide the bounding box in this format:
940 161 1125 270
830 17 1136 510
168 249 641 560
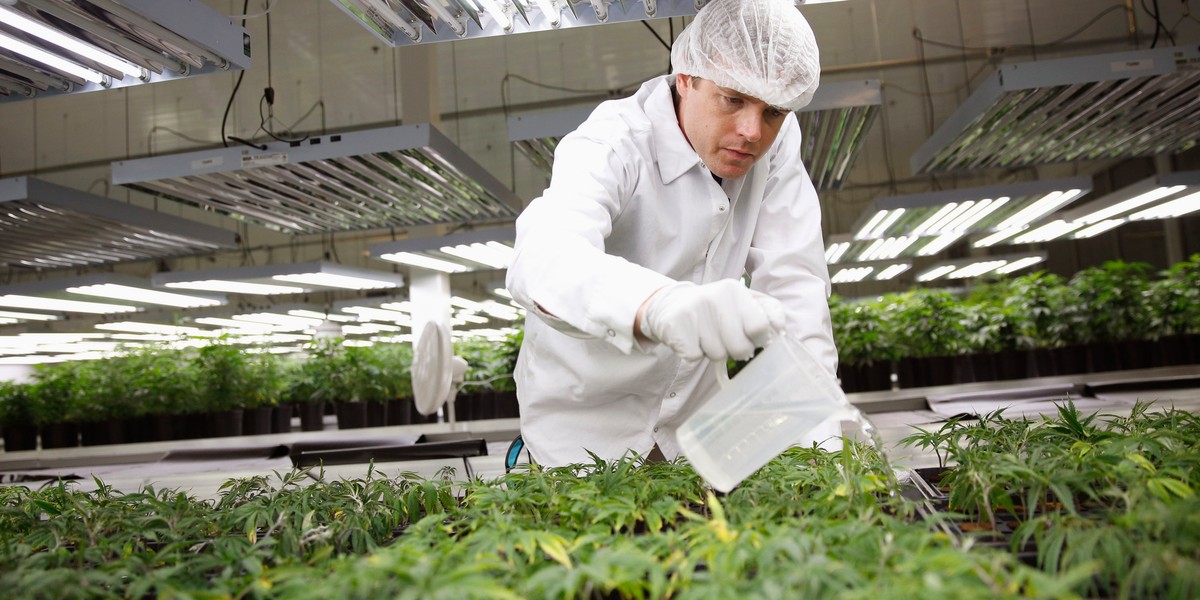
653 427 659 433
606 329 615 337
669 392 677 398
718 205 726 212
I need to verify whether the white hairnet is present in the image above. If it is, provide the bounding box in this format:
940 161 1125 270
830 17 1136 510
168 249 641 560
671 0 820 112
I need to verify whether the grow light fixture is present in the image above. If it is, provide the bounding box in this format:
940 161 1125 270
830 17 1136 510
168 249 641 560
0 177 238 270
113 124 521 234
977 171 1200 246
914 252 1046 282
849 177 1091 243
152 261 405 295
507 80 881 191
0 0 250 102
829 260 912 284
911 45 1200 174
0 274 226 314
93 321 213 336
330 0 701 46
373 226 516 273
0 310 58 322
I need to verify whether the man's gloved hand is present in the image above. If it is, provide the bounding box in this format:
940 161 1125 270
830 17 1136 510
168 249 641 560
638 280 785 362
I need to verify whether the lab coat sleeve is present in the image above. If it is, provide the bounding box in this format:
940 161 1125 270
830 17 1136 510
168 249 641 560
506 129 674 354
746 117 839 377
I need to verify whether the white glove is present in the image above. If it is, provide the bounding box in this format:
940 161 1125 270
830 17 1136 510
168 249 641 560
638 280 785 362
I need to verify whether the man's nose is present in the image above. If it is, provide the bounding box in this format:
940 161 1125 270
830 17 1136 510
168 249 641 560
736 111 762 143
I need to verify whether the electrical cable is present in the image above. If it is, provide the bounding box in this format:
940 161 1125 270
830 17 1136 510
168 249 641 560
220 0 251 148
1141 0 1177 47
232 0 277 19
912 4 1129 53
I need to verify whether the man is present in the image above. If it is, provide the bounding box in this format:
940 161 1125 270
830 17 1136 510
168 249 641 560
505 0 838 467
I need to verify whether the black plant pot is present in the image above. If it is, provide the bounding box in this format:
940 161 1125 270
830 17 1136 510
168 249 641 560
1027 348 1057 378
123 415 152 444
171 413 205 440
242 407 274 436
2 425 38 452
298 401 326 432
1115 339 1154 371
366 401 388 427
951 355 979 385
271 404 294 434
1085 342 1122 374
335 401 368 430
40 421 79 449
838 362 892 393
1051 345 1087 375
80 419 127 446
494 391 520 419
142 413 174 442
207 409 244 438
386 398 412 426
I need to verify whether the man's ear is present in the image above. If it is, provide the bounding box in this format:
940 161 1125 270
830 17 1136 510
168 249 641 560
675 73 692 90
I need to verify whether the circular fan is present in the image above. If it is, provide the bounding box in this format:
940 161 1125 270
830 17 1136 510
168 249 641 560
412 320 468 420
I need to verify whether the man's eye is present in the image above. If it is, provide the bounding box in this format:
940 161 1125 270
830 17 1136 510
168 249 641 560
722 96 743 105
768 109 787 119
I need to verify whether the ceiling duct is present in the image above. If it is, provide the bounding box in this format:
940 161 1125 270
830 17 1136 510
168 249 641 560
0 176 237 271
911 45 1200 174
0 0 250 102
832 176 1091 264
507 79 881 191
112 124 522 234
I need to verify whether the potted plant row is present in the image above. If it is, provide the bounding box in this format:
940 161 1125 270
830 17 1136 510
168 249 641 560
833 255 1200 392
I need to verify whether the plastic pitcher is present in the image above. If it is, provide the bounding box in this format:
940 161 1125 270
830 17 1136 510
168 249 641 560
676 333 860 492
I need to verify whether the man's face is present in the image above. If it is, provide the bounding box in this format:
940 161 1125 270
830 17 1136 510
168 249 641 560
674 74 789 179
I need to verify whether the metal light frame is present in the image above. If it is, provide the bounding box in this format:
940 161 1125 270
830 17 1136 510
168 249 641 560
0 0 249 102
983 170 1200 246
507 79 882 191
836 176 1092 263
371 225 516 273
0 176 238 270
112 124 522 235
914 251 1047 283
330 0 705 46
151 261 406 295
912 45 1200 174
0 273 226 315
829 258 912 285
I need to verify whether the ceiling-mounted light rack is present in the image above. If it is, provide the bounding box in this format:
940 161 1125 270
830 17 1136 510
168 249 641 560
912 45 1200 174
0 176 237 271
152 261 406 295
372 225 516 273
330 0 702 46
975 170 1200 247
796 79 881 190
915 251 1047 283
507 80 881 191
112 124 522 235
834 176 1091 263
829 258 912 285
0 0 250 102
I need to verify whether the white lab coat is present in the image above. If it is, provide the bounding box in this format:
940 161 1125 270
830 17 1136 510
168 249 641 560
505 75 838 466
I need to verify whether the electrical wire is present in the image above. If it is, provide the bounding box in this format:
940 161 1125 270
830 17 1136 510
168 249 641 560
1141 0 1177 47
220 0 251 148
232 0 277 19
912 4 1129 53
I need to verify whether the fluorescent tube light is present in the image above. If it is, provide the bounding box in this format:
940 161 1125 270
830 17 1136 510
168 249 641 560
288 309 357 323
439 241 514 269
476 0 513 30
1076 185 1186 225
1013 220 1084 244
974 227 1024 248
233 313 325 328
825 241 850 264
193 317 276 331
917 231 964 256
0 294 135 314
994 189 1083 231
0 310 58 321
875 264 910 280
0 30 105 84
379 251 471 273
0 6 143 79
917 265 956 282
831 266 874 284
1072 219 1126 239
94 322 210 335
994 256 1045 274
67 283 223 308
163 280 306 295
948 260 1007 279
1129 190 1200 220
272 272 399 290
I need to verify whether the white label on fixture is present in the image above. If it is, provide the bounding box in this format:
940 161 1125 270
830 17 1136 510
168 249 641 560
241 152 289 169
1111 58 1154 73
191 156 224 170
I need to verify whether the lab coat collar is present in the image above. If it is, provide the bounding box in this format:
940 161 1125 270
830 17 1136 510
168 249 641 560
645 76 702 185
